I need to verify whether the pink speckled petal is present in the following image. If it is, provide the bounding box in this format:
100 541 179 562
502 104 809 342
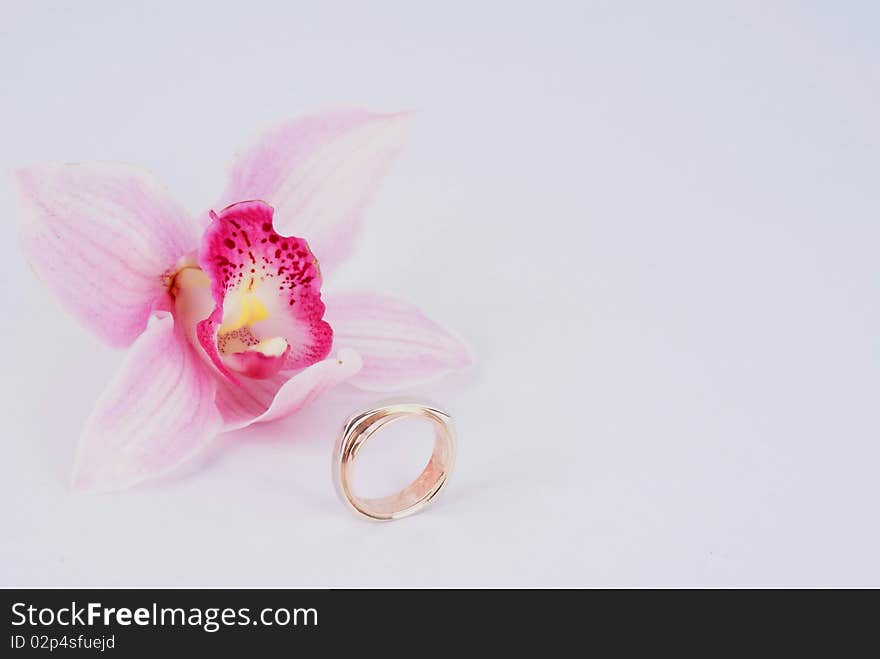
325 293 472 392
15 163 199 348
215 348 362 431
220 109 412 273
72 311 222 492
198 200 333 383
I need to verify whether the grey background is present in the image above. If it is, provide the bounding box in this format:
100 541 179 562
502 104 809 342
0 1 877 586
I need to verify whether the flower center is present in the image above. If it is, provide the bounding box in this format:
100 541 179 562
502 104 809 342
170 262 290 378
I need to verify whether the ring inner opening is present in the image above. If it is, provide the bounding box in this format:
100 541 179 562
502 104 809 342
350 415 435 500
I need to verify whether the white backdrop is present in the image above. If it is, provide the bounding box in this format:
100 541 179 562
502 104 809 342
1 1 878 586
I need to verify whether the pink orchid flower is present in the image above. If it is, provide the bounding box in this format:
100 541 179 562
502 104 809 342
15 110 471 492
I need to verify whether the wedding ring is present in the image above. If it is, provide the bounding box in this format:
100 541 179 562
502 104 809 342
333 403 456 521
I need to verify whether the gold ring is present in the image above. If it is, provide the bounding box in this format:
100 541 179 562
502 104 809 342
333 403 456 521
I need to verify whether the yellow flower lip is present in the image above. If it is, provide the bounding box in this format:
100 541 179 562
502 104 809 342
218 288 270 334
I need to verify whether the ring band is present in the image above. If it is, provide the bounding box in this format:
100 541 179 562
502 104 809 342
333 403 456 521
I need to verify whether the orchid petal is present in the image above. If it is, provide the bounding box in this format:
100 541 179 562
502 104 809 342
72 312 223 492
220 109 412 273
325 293 472 392
197 200 332 383
215 348 363 431
15 163 198 347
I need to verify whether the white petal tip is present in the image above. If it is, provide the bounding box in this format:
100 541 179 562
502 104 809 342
335 347 363 369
